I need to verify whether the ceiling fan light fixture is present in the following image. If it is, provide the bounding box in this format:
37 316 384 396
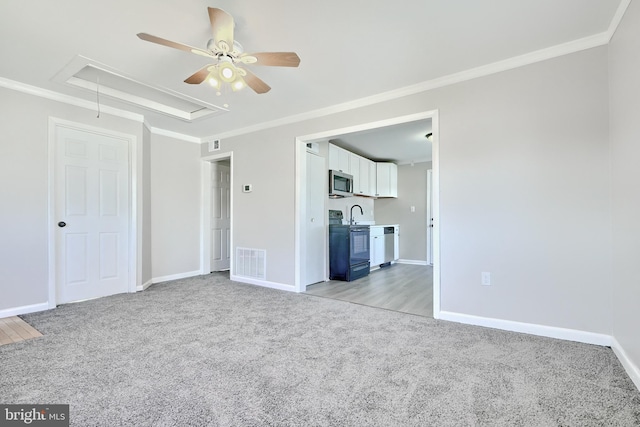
218 62 237 83
232 79 245 91
208 75 220 88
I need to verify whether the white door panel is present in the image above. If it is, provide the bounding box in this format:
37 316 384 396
304 152 326 286
55 126 130 303
211 163 231 271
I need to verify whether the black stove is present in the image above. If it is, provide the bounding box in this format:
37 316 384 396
328 210 370 281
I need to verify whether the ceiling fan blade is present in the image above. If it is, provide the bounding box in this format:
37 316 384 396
137 33 214 58
208 7 234 51
241 68 271 94
184 65 213 85
244 52 301 67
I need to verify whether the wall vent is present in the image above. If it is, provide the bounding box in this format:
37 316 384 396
235 248 266 280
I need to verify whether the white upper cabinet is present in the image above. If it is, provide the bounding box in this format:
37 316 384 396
328 144 350 173
328 143 396 198
375 163 398 198
350 153 376 197
349 153 361 193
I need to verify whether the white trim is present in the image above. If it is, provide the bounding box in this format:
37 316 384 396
611 337 640 392
152 270 201 284
396 259 428 266
439 311 612 346
48 118 139 307
0 77 204 146
0 303 50 319
205 32 609 141
230 275 296 292
431 111 441 319
147 125 202 144
606 0 632 42
136 279 153 292
294 137 304 292
0 77 144 122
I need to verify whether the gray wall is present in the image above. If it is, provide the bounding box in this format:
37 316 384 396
150 134 202 279
610 1 640 380
208 46 611 334
375 161 432 261
202 131 296 285
0 88 146 311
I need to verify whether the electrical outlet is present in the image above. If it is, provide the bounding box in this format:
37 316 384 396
411 206 416 213
481 272 491 286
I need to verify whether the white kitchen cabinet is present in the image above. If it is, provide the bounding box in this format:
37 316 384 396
369 226 385 266
349 153 361 194
375 162 398 198
350 153 375 197
368 160 377 196
328 143 350 173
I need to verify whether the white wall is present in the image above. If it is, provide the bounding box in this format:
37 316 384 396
0 87 147 312
609 1 640 384
150 134 201 279
207 46 611 335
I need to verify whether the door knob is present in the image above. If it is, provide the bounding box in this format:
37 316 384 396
58 221 66 228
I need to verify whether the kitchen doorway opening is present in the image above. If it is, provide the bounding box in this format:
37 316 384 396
201 153 233 275
294 110 441 319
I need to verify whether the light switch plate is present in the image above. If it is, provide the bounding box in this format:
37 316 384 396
481 272 491 286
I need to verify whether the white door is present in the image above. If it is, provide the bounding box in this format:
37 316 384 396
304 152 326 286
55 125 130 304
211 162 231 271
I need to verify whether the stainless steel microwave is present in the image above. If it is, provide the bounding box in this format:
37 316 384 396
329 170 354 198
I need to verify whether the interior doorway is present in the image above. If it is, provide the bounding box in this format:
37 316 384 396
201 153 233 274
295 110 441 318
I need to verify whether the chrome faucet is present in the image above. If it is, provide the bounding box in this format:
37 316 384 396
350 204 363 225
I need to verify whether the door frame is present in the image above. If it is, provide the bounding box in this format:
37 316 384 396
294 110 441 318
47 117 139 308
200 152 234 275
426 169 433 265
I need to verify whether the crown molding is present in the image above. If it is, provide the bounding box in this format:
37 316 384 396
606 0 632 42
0 76 144 122
208 30 611 141
146 124 202 144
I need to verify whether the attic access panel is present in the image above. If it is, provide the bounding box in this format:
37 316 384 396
53 56 228 122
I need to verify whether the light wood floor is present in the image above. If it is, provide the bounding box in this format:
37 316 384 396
305 263 433 317
0 316 43 346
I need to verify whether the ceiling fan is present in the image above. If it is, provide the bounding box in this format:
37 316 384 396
137 7 300 94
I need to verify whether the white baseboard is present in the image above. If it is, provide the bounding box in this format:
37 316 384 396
230 275 296 292
151 270 201 284
396 259 428 266
611 337 640 392
438 311 612 346
0 302 50 319
136 279 153 292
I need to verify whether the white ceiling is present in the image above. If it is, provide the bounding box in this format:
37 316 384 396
329 119 432 165
0 0 623 148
